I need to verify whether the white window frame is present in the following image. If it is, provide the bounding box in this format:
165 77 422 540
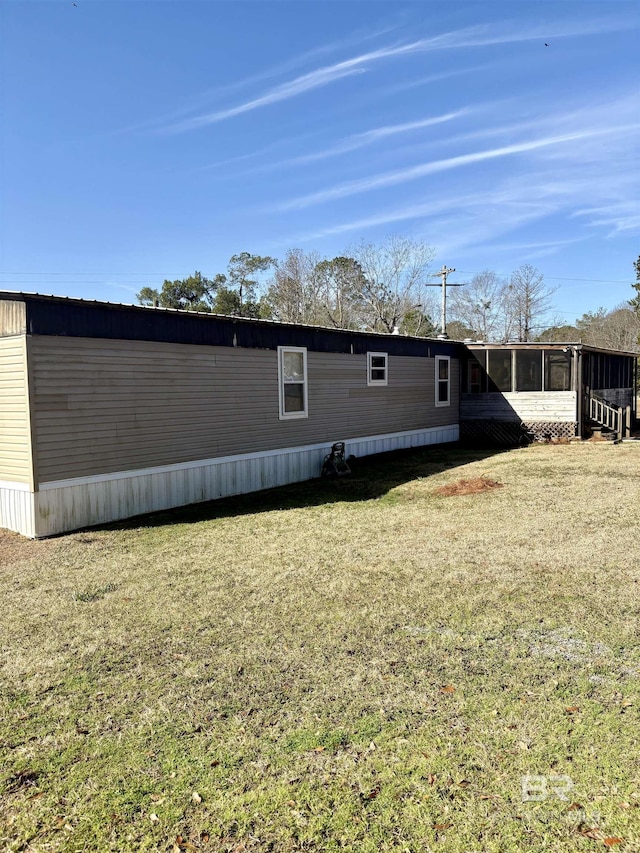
367 351 388 386
435 355 451 407
278 346 308 420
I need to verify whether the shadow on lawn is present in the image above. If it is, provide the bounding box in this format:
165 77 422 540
100 443 509 534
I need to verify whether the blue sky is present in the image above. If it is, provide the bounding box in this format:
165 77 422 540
1 0 639 326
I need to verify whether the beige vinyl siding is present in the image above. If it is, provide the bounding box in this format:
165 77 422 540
0 335 33 485
31 336 458 483
0 301 27 337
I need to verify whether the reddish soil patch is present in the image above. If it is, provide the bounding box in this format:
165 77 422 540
436 477 503 497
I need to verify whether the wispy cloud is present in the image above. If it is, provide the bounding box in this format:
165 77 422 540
110 283 140 294
198 108 471 176
472 237 588 263
286 110 472 165
116 24 400 137
273 124 636 211
379 66 488 96
274 121 637 253
273 186 551 245
162 39 436 133
572 202 640 236
158 16 630 134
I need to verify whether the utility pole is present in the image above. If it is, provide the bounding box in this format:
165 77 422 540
427 265 466 337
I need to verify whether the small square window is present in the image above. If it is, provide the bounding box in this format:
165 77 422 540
278 346 308 419
367 352 388 386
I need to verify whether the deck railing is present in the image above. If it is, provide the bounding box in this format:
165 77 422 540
588 393 621 438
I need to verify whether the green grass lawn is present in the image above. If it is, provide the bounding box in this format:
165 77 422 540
1 442 639 852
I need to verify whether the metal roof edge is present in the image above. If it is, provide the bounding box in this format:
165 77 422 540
463 340 639 358
0 289 452 345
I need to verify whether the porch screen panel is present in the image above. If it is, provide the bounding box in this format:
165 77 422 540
487 350 512 392
544 351 571 391
464 351 486 393
516 350 542 391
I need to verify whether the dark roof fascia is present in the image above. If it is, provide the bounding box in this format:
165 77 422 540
0 291 461 358
464 341 639 359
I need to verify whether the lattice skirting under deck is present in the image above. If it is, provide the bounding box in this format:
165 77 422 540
460 420 578 446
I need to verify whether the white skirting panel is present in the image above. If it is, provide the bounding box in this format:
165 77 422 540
0 481 36 539
7 424 459 538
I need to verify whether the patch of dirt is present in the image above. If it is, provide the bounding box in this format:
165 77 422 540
0 529 54 566
435 477 503 497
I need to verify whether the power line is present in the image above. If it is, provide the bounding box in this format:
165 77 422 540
0 270 633 285
455 270 631 285
0 271 173 276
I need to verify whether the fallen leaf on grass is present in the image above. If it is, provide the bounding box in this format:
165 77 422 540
603 840 623 848
312 746 325 752
565 706 580 714
433 822 453 829
579 827 601 840
440 685 455 694
567 803 583 811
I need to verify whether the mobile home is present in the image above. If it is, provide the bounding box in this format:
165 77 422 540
0 293 460 538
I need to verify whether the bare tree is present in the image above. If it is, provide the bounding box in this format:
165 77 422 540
348 235 436 333
577 304 640 352
262 249 322 324
448 270 510 341
505 264 556 341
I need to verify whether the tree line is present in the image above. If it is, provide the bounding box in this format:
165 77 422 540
136 242 640 351
137 238 438 336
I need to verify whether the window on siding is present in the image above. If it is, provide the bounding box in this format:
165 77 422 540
435 356 450 406
487 350 512 392
278 346 308 419
545 351 571 391
516 350 542 391
367 352 388 386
